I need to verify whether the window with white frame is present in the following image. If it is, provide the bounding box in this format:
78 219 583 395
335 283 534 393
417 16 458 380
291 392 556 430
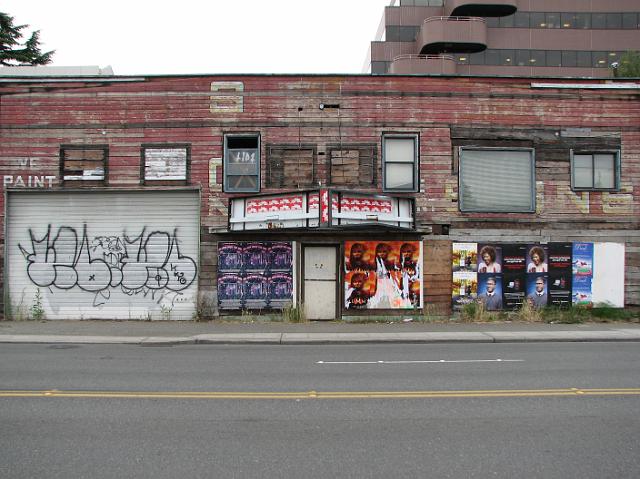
224 134 260 193
459 147 535 212
383 134 418 192
571 151 619 191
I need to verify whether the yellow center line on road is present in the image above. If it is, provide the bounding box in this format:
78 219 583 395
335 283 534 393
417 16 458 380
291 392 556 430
0 388 639 400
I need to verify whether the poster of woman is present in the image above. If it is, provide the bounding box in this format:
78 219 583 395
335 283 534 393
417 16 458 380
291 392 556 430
344 241 422 309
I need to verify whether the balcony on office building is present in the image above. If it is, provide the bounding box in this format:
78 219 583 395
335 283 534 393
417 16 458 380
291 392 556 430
390 54 457 74
445 0 517 18
418 16 487 55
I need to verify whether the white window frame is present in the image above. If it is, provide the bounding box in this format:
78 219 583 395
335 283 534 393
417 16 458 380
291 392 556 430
382 133 419 193
570 150 620 192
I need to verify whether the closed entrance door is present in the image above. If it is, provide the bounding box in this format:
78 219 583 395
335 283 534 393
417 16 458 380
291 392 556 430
303 246 337 320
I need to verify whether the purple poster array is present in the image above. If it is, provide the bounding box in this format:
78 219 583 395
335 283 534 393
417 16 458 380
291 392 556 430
218 242 293 310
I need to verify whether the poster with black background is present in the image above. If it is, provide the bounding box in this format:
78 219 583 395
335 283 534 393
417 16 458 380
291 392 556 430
217 274 243 309
548 242 573 308
218 242 293 310
501 244 527 310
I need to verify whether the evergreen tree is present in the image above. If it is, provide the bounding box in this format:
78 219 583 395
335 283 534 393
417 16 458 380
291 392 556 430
0 12 54 66
612 51 640 78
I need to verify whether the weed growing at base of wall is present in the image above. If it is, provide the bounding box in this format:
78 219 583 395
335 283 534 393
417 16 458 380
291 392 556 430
29 289 45 321
281 303 306 323
5 291 28 321
160 304 173 320
513 299 542 323
461 300 498 322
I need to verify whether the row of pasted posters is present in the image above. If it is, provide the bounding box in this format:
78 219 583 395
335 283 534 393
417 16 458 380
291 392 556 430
344 241 422 310
217 241 423 311
217 242 294 309
452 242 594 311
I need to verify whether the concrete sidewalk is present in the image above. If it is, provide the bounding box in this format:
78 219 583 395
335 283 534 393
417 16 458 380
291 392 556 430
1 320 640 345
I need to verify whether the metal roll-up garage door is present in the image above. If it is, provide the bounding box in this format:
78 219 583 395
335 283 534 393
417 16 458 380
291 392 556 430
6 190 199 320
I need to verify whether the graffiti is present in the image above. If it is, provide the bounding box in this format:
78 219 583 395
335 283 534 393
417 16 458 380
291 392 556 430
19 225 197 306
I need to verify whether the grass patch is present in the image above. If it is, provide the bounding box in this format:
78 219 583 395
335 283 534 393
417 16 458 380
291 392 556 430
512 299 542 323
589 303 638 322
461 300 503 322
6 290 40 321
541 305 589 324
281 303 306 323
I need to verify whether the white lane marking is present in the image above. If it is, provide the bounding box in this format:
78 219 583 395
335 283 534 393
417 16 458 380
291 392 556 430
316 359 524 365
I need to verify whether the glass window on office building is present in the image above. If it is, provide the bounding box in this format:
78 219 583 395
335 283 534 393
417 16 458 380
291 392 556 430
547 51 562 67
622 13 639 29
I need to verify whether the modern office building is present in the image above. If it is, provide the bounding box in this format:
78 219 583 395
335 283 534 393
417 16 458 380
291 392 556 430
366 0 640 76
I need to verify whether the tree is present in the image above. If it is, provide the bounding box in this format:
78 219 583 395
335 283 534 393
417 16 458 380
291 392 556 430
0 12 54 66
612 51 640 78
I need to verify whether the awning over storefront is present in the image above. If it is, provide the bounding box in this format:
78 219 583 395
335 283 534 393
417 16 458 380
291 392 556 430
229 189 415 231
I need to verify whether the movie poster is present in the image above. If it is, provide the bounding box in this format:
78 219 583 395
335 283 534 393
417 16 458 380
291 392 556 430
526 273 548 309
217 274 243 309
344 241 422 310
452 271 477 311
548 242 572 308
217 242 294 310
501 244 527 310
572 242 593 306
243 243 269 272
453 243 477 273
477 244 503 274
476 244 504 311
477 273 503 311
452 243 478 311
218 243 243 272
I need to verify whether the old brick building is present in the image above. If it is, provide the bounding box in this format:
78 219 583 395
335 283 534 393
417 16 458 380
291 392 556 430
0 73 638 319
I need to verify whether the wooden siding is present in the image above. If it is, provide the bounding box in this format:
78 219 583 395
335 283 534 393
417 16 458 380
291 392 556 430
1 75 639 315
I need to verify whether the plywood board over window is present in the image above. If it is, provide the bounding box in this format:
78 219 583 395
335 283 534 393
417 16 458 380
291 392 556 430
141 144 190 185
328 145 376 187
60 145 108 186
266 145 316 188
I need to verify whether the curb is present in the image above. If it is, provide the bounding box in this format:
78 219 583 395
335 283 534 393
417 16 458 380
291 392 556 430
1 330 640 345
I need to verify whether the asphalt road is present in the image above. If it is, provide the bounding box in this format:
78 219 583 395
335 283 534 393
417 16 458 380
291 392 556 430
1 342 639 478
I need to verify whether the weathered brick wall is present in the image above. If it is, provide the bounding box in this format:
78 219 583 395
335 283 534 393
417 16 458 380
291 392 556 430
1 75 639 315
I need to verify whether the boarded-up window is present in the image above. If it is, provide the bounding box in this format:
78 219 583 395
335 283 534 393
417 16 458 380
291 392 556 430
266 146 315 188
142 145 189 183
459 148 535 212
61 146 107 184
328 145 376 186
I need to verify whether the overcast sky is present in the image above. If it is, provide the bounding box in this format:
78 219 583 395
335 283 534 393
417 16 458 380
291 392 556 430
3 0 391 75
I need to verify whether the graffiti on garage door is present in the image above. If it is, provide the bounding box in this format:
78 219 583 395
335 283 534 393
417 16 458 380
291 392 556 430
19 224 197 307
